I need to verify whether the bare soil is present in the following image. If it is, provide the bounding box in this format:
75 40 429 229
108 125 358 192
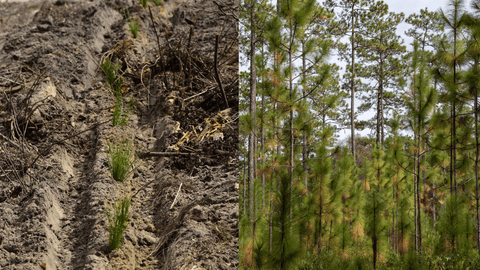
0 0 239 269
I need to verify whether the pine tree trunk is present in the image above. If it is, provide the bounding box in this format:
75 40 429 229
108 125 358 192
417 106 422 254
261 46 265 210
373 190 377 270
376 89 381 145
380 54 384 146
270 194 273 252
416 72 423 254
433 178 436 227
392 183 396 252
261 98 265 208
318 191 322 252
351 3 356 162
302 41 308 190
248 0 257 229
453 26 458 195
289 27 294 224
475 77 480 255
414 157 418 252
244 148 247 216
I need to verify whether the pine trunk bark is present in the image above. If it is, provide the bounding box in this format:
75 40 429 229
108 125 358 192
475 71 480 255
350 3 356 162
248 0 257 229
302 42 308 190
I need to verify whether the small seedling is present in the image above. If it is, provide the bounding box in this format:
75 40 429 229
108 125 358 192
149 0 162 6
105 195 131 251
139 0 161 8
100 58 123 93
124 9 140 39
107 138 140 182
112 96 134 127
100 58 131 127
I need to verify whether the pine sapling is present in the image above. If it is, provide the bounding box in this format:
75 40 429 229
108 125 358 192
105 195 131 251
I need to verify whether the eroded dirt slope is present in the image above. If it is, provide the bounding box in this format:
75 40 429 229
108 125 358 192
0 0 239 269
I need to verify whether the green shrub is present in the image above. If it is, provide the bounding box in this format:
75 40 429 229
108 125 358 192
107 138 140 182
105 195 131 251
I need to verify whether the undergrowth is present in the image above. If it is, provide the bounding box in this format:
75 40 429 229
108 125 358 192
240 238 480 270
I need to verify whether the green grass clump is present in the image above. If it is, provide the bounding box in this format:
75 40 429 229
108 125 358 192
107 138 139 182
124 9 139 39
105 195 131 251
100 58 131 127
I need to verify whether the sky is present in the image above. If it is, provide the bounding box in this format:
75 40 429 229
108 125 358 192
240 0 471 144
336 0 452 141
337 0 473 142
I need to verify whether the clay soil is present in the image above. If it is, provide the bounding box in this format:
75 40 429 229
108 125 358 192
0 0 239 269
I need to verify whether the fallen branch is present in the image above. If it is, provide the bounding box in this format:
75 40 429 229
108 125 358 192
0 75 22 86
183 89 208 102
0 132 21 150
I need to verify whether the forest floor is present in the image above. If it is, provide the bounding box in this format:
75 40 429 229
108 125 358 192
0 0 238 269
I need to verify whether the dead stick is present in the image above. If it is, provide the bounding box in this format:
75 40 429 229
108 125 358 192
184 25 194 87
148 6 169 90
214 33 229 108
148 6 161 57
170 183 183 209
0 76 22 85
183 89 208 102
0 133 21 150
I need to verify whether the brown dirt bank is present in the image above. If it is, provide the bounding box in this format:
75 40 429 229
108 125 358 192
0 0 239 269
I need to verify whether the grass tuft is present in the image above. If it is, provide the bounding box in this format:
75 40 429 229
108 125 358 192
107 138 139 182
105 195 131 251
